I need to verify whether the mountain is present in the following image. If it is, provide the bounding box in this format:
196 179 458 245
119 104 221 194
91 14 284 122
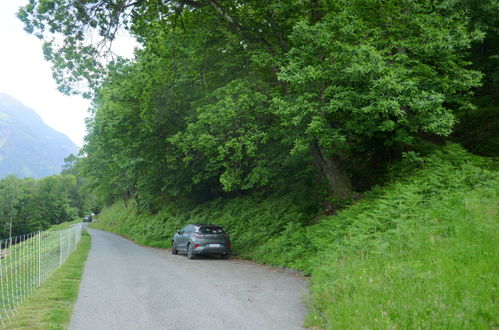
0 93 78 179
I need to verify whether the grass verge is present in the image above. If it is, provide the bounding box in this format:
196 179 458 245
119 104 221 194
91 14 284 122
47 219 84 232
3 230 91 329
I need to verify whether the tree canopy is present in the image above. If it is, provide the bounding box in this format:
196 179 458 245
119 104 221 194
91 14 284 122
18 0 497 210
0 173 90 239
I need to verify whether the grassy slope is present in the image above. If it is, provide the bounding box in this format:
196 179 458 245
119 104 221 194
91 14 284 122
4 230 91 329
306 145 498 328
47 218 84 231
92 144 498 328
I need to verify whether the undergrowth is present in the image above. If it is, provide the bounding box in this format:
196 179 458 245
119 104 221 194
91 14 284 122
305 144 498 328
91 191 319 271
91 143 498 328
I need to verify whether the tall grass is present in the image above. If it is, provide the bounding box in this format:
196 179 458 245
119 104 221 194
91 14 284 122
92 143 498 328
306 150 498 327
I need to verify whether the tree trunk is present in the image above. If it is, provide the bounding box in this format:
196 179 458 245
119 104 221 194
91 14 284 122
311 141 352 200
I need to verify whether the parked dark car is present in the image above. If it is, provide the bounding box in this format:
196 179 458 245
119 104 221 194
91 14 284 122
172 224 231 259
83 215 92 222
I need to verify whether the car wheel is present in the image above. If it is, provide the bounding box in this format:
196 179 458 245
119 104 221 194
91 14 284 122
187 243 196 259
171 241 178 255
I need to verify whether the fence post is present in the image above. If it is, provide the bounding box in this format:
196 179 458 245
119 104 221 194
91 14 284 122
38 231 41 287
7 238 13 318
67 230 70 258
0 241 5 327
13 236 17 308
59 231 62 268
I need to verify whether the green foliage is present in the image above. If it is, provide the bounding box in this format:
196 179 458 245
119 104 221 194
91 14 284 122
13 2 499 327
451 0 499 157
464 0 499 99
453 103 499 157
79 11 264 206
170 78 283 192
0 175 20 238
0 174 89 239
16 2 499 326
20 0 493 204
276 0 482 153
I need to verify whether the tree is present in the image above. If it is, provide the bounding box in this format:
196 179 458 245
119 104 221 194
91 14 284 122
17 0 299 96
19 0 487 203
273 0 482 198
0 175 21 238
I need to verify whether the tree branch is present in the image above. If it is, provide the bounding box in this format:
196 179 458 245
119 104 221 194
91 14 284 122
207 0 275 52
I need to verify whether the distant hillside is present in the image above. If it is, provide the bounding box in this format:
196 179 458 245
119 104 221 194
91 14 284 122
0 93 78 178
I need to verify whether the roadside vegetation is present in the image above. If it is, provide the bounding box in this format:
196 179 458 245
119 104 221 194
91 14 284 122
3 230 90 329
47 219 85 232
0 173 94 240
92 144 498 328
305 145 498 328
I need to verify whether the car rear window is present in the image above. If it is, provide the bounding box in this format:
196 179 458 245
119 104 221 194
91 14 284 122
199 227 224 234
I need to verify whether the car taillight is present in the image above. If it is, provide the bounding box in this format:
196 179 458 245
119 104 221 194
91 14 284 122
195 244 200 249
228 243 232 249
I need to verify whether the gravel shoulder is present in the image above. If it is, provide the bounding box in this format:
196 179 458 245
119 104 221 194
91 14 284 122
70 226 308 330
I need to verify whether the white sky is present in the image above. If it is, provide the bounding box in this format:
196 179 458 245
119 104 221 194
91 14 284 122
0 0 136 148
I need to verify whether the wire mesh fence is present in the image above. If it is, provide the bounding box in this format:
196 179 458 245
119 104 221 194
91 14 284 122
0 223 83 327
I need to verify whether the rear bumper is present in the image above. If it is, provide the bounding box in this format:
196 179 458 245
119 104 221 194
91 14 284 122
193 244 229 255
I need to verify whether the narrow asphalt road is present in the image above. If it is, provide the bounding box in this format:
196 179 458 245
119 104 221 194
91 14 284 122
70 226 308 330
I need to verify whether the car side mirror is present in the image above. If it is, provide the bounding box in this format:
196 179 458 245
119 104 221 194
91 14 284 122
178 230 183 234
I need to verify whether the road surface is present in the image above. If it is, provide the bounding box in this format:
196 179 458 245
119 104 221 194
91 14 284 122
70 226 308 330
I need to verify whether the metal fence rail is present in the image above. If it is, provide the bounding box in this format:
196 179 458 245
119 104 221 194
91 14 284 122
0 224 83 327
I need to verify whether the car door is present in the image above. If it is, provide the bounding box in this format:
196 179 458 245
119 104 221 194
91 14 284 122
176 225 191 251
184 225 194 249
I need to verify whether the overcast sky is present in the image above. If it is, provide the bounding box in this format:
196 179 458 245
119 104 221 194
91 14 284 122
0 0 135 148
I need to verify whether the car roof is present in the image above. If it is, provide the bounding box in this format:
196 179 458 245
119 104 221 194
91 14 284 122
191 223 222 228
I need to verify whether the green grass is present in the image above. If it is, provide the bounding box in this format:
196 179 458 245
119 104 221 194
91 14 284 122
306 184 498 328
47 219 83 232
303 145 499 328
91 143 499 328
3 230 91 329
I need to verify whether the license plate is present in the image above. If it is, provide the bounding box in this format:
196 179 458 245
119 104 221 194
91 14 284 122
208 244 221 248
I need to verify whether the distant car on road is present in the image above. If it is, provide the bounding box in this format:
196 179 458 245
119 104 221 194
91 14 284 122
83 215 92 222
172 224 231 259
